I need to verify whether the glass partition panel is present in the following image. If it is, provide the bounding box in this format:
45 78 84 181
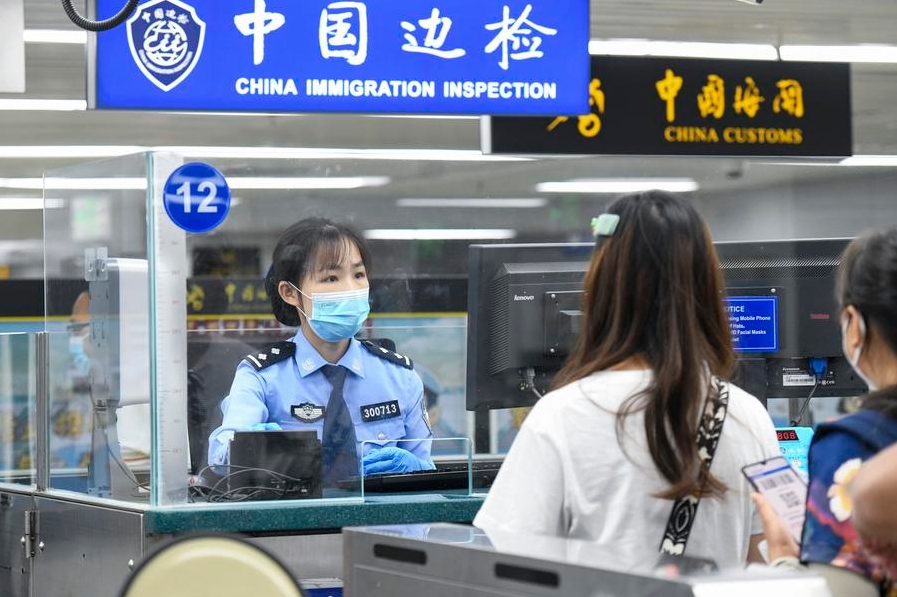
43 153 152 501
164 153 496 506
0 333 37 488
182 321 462 503
362 318 471 448
173 154 508 487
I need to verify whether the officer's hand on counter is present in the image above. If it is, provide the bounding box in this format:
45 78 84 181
363 447 435 475
248 422 282 431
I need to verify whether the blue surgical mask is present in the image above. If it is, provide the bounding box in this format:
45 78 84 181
841 312 877 391
289 282 370 342
69 335 90 378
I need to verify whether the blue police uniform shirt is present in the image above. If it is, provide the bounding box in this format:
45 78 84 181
208 329 433 467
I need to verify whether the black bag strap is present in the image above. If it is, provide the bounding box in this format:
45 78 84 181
659 377 731 556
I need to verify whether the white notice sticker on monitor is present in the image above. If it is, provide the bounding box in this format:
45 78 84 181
783 368 816 387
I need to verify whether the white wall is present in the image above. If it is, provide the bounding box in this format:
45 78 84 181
697 170 897 242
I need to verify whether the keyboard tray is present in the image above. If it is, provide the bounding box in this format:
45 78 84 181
340 459 502 493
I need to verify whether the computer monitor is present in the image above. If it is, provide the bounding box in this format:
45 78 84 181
716 238 865 401
227 430 322 500
466 243 593 411
715 238 849 357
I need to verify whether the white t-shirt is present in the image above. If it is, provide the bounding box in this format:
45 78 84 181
474 370 780 569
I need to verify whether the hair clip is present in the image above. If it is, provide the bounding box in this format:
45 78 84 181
591 214 620 238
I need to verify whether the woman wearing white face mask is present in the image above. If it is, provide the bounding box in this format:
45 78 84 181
755 227 897 597
207 218 434 488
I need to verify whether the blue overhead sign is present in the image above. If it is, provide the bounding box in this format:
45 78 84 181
726 296 779 353
92 0 589 115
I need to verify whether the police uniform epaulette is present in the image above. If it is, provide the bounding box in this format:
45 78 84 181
243 341 296 371
360 340 414 370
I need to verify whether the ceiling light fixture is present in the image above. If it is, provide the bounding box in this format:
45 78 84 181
227 176 390 189
840 155 897 167
536 178 699 194
362 114 479 121
23 29 88 44
0 176 391 191
589 39 778 61
0 100 87 111
0 177 145 190
364 229 518 240
0 198 64 210
169 147 531 162
396 198 547 208
754 159 842 167
0 146 144 158
779 45 897 63
0 146 530 162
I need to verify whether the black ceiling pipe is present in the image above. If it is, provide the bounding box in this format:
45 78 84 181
60 0 139 32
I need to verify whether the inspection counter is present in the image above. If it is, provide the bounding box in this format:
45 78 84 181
0 485 484 596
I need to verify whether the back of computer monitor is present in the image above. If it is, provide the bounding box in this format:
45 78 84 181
186 334 259 474
466 243 593 411
228 430 322 500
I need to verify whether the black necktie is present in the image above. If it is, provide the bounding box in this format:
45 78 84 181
321 365 358 487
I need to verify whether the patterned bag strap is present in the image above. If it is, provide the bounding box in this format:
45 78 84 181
659 377 731 556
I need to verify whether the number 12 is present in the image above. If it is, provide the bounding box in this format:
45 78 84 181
176 181 218 214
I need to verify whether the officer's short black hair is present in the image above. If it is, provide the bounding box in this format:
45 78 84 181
266 217 372 327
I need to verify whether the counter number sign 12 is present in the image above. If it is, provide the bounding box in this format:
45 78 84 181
163 162 231 233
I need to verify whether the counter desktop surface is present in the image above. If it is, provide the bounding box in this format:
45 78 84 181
141 492 484 535
344 523 832 597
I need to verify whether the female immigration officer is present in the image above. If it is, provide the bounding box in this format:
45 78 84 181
208 217 434 487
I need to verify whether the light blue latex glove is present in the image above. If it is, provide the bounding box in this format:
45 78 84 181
362 447 435 475
248 422 282 431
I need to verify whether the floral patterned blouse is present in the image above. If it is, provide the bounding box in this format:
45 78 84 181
801 410 897 597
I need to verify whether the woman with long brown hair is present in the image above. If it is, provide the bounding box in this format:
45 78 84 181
474 190 779 567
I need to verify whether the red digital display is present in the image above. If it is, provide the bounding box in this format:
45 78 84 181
777 429 800 442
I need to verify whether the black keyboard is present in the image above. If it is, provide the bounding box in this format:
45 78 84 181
340 459 503 493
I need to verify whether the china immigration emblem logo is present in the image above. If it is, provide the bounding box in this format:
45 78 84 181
126 0 206 92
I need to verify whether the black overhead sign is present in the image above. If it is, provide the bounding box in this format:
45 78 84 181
485 56 852 157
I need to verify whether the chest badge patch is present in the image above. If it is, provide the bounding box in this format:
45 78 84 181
292 402 325 423
360 400 402 423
